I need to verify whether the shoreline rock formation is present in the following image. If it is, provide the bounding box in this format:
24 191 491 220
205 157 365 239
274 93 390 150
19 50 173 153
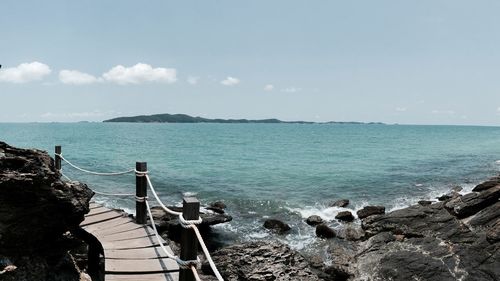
0 141 94 281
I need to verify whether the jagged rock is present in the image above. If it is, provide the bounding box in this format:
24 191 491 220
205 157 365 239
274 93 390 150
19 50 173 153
339 225 365 241
150 205 232 242
330 199 349 207
206 201 226 214
418 200 433 206
0 141 93 281
316 224 336 239
445 186 500 218
473 176 500 192
306 215 324 226
357 205 385 219
263 219 291 234
335 211 355 222
437 191 461 201
202 240 321 280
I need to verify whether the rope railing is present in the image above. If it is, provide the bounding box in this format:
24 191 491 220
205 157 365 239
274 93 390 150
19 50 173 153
55 147 224 281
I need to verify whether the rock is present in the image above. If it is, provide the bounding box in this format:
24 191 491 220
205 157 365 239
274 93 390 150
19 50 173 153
0 141 93 281
306 215 323 226
203 240 321 280
437 191 461 201
357 205 385 219
206 201 226 214
316 224 336 239
149 205 232 243
473 176 500 192
341 225 365 241
263 219 291 234
418 200 433 206
330 199 349 207
335 211 355 222
445 186 500 218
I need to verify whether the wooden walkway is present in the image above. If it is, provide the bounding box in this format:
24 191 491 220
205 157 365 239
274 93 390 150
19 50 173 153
81 202 180 281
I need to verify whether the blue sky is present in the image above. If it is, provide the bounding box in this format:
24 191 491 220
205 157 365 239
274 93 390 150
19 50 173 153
1 0 500 125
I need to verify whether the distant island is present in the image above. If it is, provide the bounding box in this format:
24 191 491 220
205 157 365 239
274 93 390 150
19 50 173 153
103 113 384 125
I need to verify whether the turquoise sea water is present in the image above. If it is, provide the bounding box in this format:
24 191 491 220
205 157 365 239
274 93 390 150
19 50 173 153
2 123 500 250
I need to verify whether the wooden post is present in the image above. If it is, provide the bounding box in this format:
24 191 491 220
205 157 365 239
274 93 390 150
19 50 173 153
135 162 147 224
55 145 61 170
179 197 200 281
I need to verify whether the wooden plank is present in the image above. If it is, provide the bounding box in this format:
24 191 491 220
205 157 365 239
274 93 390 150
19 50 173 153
105 257 179 273
86 221 141 237
106 272 179 281
81 211 125 227
98 226 155 241
87 207 114 217
101 235 165 250
105 246 175 259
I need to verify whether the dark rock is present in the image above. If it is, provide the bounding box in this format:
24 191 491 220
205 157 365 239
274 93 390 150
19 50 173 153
418 200 433 206
335 211 355 222
330 199 349 207
203 240 321 280
467 201 500 227
316 224 336 239
0 141 93 281
306 215 323 226
357 205 385 219
473 176 500 192
150 205 232 243
206 201 226 214
339 225 365 241
437 191 461 201
445 186 500 218
263 219 291 234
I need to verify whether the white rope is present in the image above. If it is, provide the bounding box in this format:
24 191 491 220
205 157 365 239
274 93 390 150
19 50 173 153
145 174 182 216
145 200 201 268
60 169 136 197
191 265 202 281
188 224 224 281
57 154 135 176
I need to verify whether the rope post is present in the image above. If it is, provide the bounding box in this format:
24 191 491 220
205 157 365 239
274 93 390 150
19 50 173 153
180 197 200 281
135 162 147 224
55 145 61 170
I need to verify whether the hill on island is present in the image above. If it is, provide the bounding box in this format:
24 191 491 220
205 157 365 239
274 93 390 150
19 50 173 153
103 113 384 124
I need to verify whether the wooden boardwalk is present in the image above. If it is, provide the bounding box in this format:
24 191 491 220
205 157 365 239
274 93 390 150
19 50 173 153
81 202 179 281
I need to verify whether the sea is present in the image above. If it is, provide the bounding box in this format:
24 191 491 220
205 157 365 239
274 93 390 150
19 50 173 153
2 122 500 253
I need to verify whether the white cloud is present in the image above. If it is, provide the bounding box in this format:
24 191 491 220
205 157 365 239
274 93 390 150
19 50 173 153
102 63 177 85
221 76 240 86
264 84 274 91
281 87 301 93
0 62 51 83
396 107 407 112
187 76 199 85
59 70 100 85
432 110 455 115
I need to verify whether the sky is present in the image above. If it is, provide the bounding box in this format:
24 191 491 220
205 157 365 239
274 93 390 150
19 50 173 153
1 0 500 125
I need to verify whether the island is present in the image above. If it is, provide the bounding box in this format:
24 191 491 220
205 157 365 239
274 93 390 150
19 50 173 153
103 113 384 124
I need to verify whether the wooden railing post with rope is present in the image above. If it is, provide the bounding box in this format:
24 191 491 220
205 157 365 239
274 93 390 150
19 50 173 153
55 145 61 170
135 162 148 224
180 197 200 281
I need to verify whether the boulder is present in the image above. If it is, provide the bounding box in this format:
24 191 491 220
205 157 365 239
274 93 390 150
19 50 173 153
316 224 336 239
357 205 385 219
306 215 324 226
202 240 321 280
263 219 291 234
330 199 350 208
206 201 226 214
0 141 93 281
335 211 355 222
445 186 500 218
418 200 433 206
150 205 232 242
472 176 500 192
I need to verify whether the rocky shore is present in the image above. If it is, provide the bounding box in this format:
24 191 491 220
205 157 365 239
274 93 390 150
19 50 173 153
0 141 94 281
1 141 499 281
